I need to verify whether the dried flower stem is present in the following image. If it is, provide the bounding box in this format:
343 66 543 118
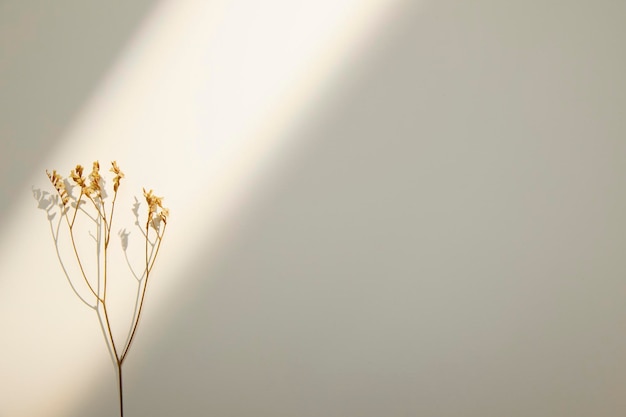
42 161 168 417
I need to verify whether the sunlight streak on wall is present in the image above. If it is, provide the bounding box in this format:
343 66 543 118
0 0 410 415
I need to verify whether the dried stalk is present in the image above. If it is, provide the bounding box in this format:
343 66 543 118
41 161 169 417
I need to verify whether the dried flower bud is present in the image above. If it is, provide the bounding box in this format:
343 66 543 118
46 170 70 206
110 161 121 175
110 161 124 192
143 188 167 227
87 161 101 196
70 164 86 189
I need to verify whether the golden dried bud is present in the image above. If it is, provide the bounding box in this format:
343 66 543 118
46 169 70 206
87 161 102 196
110 161 124 192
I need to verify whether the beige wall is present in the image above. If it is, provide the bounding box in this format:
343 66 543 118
2 0 626 416
0 0 159 224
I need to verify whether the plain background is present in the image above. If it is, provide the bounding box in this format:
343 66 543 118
2 0 626 416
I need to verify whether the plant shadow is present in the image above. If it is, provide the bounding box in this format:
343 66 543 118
32 187 158 368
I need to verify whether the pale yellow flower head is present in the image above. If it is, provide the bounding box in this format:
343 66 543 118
46 169 70 206
87 160 101 196
70 164 87 190
110 161 124 192
143 187 168 226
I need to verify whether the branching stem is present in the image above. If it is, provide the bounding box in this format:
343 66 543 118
42 161 168 417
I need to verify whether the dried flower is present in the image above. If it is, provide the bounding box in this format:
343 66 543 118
70 164 86 190
46 170 70 206
143 188 169 228
143 188 161 215
110 161 124 192
87 161 101 196
40 159 169 417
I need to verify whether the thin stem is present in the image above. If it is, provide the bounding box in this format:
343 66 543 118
122 231 159 282
66 218 102 302
103 226 109 302
120 232 160 351
148 225 166 274
121 279 148 363
118 363 124 417
106 190 119 248
96 305 118 369
96 215 103 297
50 211 95 308
49 184 100 302
88 195 108 235
121 277 143 351
120 221 150 363
120 223 166 363
70 191 83 228
101 195 108 241
78 205 98 223
97 215 119 362
102 190 119 302
101 302 120 362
